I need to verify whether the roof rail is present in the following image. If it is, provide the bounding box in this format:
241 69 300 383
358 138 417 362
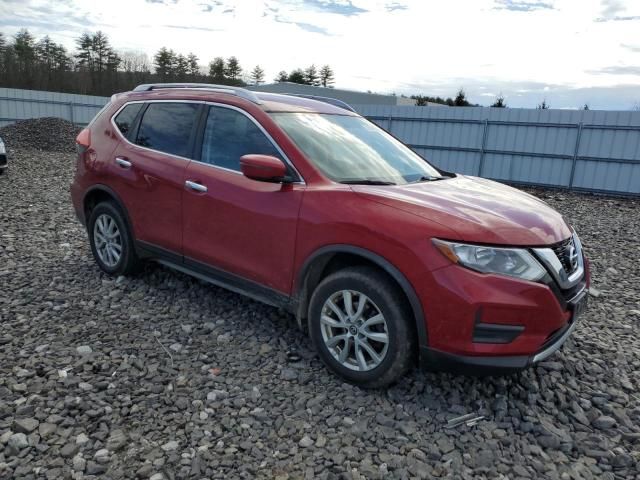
287 94 356 112
132 83 261 104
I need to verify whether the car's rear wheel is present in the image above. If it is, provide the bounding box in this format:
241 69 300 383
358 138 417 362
308 266 416 388
87 202 140 276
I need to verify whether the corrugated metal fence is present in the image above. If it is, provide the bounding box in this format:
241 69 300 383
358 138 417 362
1 87 639 195
0 88 107 128
360 105 640 196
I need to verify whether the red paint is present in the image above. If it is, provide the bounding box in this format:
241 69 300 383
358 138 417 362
240 154 288 182
71 88 590 362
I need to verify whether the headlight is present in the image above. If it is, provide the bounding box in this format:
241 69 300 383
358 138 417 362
433 239 546 281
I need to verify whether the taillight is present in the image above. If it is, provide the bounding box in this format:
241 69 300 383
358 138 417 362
76 128 91 155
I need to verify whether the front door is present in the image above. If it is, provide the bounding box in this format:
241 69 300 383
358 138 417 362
182 105 304 295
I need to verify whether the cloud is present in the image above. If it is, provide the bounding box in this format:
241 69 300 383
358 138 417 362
600 0 626 17
595 15 640 22
385 2 408 12
163 24 222 32
301 0 367 16
295 22 330 34
493 0 554 12
272 14 331 35
145 0 178 3
588 65 640 75
595 0 640 21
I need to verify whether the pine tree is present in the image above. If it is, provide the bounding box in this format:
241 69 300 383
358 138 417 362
304 64 319 86
288 69 305 84
319 65 334 87
175 54 188 80
491 94 506 108
209 57 225 81
154 47 174 79
537 100 550 109
454 88 470 107
275 70 288 82
250 65 265 86
225 56 241 81
14 29 37 67
187 53 199 77
75 33 94 71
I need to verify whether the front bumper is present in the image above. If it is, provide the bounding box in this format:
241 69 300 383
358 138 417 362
415 253 589 373
420 308 581 375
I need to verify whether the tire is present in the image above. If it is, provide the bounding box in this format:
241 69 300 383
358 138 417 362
308 266 416 388
87 201 140 276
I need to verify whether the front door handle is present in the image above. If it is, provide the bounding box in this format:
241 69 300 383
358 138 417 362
115 157 132 169
185 180 208 193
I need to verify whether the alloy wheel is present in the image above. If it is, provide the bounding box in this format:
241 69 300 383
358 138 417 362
93 213 122 268
320 290 389 371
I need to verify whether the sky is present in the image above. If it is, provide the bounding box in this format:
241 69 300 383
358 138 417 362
1 0 640 109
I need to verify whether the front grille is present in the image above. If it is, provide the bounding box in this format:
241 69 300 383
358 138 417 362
551 236 577 275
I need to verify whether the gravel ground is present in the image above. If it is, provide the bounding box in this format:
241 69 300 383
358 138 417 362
1 144 639 480
0 118 79 153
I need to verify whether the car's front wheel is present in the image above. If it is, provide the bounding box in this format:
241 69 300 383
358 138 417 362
87 202 140 276
308 266 416 388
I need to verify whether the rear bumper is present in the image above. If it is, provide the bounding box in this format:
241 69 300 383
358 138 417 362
420 312 580 375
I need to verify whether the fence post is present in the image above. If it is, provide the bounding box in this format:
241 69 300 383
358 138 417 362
477 119 489 177
68 102 75 125
387 113 393 134
568 123 583 189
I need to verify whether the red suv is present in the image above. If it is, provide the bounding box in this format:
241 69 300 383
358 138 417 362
71 83 589 387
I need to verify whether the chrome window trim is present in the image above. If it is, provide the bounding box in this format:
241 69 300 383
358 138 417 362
532 232 585 290
110 99 305 184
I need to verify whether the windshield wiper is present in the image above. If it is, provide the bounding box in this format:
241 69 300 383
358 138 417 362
339 179 397 185
411 175 448 183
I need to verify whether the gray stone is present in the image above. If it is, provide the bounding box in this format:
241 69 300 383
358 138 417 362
299 435 314 448
592 416 616 430
13 417 39 434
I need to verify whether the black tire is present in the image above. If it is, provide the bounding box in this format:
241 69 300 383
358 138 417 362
87 201 140 276
308 266 416 388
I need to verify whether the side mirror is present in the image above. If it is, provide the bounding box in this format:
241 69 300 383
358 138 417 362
240 154 289 183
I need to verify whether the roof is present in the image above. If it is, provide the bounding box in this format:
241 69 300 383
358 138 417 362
249 82 400 106
122 85 357 115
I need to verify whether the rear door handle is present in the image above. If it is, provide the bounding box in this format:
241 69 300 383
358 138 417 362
185 180 207 193
115 157 132 169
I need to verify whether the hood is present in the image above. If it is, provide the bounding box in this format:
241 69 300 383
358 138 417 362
352 175 571 246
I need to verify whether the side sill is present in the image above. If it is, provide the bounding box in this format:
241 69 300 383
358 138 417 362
136 240 292 311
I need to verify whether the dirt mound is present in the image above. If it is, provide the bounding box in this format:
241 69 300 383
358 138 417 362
0 117 80 153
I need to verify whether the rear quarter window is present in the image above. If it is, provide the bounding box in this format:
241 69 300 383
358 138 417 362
135 102 200 158
113 103 143 137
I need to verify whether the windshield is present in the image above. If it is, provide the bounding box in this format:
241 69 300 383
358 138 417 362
271 113 443 185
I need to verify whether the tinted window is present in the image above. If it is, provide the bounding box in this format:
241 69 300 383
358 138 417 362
201 106 282 171
136 103 199 157
114 103 143 137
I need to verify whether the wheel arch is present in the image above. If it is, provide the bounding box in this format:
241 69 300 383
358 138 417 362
83 184 134 237
294 245 428 348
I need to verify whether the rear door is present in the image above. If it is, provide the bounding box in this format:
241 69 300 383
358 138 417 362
181 104 305 295
110 101 201 254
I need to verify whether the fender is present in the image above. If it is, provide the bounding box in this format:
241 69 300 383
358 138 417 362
295 244 428 348
82 184 134 235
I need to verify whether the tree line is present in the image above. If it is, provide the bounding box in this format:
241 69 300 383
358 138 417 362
0 29 336 96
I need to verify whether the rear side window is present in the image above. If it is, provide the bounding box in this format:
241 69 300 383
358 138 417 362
201 106 282 171
135 103 200 157
114 103 143 137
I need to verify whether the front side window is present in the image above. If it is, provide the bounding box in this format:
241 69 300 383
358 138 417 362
114 103 143 137
201 106 282 171
271 113 442 185
135 103 199 157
